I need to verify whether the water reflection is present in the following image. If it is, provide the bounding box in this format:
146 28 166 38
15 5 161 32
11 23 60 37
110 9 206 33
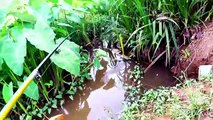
50 52 177 120
61 58 129 120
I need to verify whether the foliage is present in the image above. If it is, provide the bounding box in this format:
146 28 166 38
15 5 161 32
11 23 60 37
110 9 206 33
124 64 143 105
17 79 39 101
105 0 212 64
0 0 106 119
2 82 13 103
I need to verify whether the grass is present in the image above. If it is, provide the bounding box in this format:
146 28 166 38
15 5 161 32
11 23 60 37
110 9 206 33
106 0 212 65
121 74 213 120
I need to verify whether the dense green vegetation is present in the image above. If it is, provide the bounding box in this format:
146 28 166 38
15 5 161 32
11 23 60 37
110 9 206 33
0 0 212 119
0 0 109 119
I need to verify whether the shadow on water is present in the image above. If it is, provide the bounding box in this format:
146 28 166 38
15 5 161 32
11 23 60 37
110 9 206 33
142 62 177 89
50 52 177 120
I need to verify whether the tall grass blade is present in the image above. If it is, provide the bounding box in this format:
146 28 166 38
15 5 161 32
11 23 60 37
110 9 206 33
169 22 179 56
119 34 124 56
165 24 170 65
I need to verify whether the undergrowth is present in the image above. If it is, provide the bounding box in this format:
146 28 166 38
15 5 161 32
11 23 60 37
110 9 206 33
121 74 213 120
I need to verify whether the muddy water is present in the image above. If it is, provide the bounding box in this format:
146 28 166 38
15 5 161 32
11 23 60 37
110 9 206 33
61 59 129 120
51 58 176 120
142 62 177 89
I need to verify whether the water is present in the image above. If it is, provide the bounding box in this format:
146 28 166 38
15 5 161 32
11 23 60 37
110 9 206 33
142 62 177 89
50 52 176 120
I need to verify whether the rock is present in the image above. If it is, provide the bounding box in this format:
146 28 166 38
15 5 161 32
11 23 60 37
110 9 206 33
198 65 213 80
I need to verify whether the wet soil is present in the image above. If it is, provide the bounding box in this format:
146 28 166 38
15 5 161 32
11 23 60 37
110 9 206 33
171 21 213 77
50 52 177 120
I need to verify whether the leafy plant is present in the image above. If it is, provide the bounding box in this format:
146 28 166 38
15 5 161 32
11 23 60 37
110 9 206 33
2 82 13 103
124 64 143 105
0 0 106 118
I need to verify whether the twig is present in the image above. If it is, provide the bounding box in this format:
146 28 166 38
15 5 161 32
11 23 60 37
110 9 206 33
144 50 166 73
184 49 197 73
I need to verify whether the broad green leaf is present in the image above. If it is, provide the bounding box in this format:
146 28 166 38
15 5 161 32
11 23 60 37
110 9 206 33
0 27 26 75
31 4 52 22
2 82 13 103
67 14 81 23
24 18 55 53
9 11 36 23
18 78 39 100
51 38 80 75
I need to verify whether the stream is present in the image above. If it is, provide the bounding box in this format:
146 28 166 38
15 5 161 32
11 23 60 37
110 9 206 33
50 50 177 120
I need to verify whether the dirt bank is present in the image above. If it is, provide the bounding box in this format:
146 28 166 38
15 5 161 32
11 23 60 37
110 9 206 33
171 21 213 77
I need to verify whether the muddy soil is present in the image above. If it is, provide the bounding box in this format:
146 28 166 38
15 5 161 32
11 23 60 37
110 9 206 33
171 21 213 77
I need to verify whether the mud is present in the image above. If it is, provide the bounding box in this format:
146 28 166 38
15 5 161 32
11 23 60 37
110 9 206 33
171 21 213 77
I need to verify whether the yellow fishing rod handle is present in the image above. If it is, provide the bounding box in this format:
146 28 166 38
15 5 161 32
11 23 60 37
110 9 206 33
0 69 38 120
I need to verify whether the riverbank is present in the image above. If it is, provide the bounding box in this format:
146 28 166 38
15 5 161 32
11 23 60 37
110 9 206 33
121 74 213 120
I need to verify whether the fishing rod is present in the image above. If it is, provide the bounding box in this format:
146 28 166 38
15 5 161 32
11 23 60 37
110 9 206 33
0 32 74 119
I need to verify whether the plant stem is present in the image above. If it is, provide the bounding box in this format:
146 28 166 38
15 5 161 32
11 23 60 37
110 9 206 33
17 101 28 115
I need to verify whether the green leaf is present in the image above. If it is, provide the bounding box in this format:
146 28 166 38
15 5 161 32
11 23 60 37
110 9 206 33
18 78 39 101
94 57 100 69
29 0 46 8
24 18 55 53
48 108 51 114
51 38 80 75
51 99 57 108
9 11 36 23
67 14 81 23
56 94 62 99
32 4 52 22
0 27 26 75
48 0 58 3
44 81 53 87
69 95 74 100
95 49 107 58
2 82 13 103
60 99 64 106
169 23 179 56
